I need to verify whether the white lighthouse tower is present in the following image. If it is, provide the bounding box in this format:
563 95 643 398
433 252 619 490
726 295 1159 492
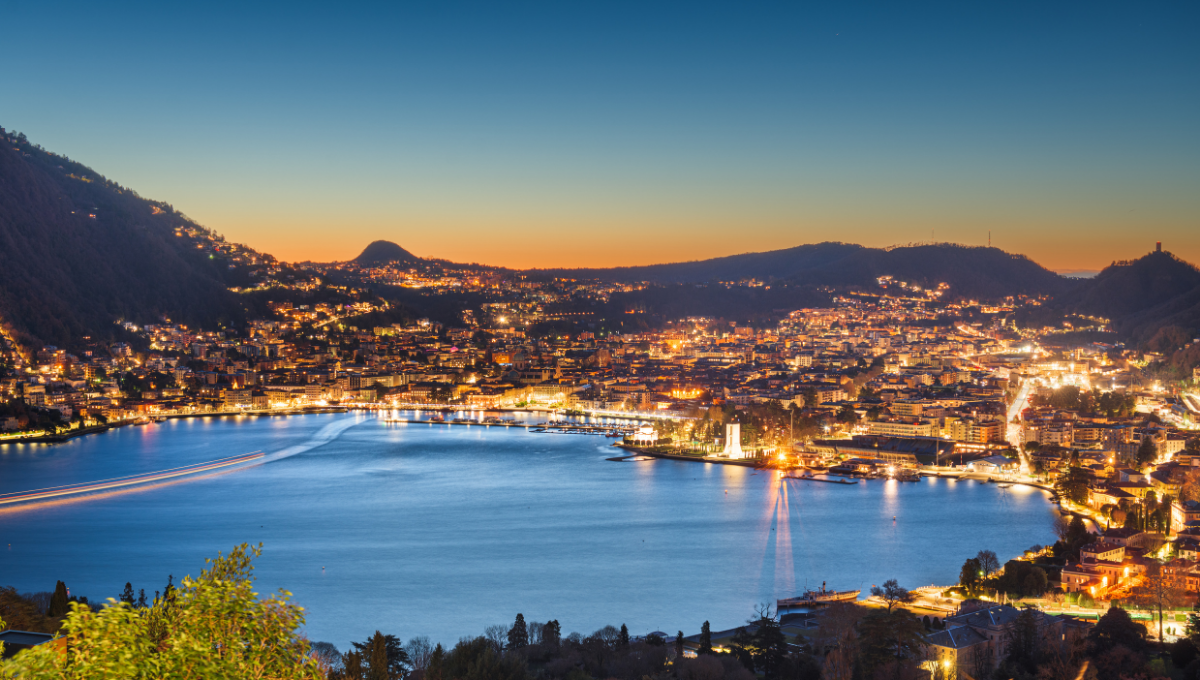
722 422 745 459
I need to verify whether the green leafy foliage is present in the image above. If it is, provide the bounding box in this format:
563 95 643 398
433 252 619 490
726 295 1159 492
0 543 322 679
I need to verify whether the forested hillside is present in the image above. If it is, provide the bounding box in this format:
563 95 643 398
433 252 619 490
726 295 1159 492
1058 249 1200 346
538 243 1069 300
0 128 258 349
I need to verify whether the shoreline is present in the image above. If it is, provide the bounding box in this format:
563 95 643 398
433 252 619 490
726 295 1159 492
0 404 656 446
2 415 1068 633
0 406 350 445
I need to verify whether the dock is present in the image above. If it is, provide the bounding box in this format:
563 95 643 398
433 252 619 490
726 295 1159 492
381 419 533 428
379 419 634 437
783 475 858 485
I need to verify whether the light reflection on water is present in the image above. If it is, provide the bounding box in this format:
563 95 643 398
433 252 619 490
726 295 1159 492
0 413 1056 647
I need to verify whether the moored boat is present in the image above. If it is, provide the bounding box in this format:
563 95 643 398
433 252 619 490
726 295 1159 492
777 586 861 608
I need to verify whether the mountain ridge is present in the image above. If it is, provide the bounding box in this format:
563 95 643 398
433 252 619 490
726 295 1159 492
0 127 261 350
3 127 1196 352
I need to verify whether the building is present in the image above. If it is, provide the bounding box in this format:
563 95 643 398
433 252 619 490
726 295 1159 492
867 419 935 438
970 455 1018 475
949 418 1005 444
925 604 1074 678
1174 500 1200 533
722 422 746 459
811 435 956 467
0 630 55 658
631 425 658 446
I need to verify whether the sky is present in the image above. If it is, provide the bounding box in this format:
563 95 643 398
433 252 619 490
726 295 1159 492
3 1 1198 271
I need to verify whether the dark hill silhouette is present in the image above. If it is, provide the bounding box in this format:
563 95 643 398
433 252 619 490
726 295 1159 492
536 242 866 283
1059 249 1200 321
786 244 1068 300
353 240 420 267
0 128 256 348
540 242 1067 300
1059 248 1200 343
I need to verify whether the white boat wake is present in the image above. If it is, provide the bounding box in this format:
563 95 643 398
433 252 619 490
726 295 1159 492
259 415 362 464
0 415 362 510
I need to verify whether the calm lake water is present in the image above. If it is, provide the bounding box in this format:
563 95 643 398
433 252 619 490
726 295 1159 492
0 412 1056 647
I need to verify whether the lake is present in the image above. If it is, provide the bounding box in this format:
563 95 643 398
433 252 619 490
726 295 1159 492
0 412 1057 648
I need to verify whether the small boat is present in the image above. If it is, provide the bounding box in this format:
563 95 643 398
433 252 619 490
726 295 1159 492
997 483 1012 488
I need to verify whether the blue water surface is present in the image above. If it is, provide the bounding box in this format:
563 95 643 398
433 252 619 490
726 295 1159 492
0 412 1056 647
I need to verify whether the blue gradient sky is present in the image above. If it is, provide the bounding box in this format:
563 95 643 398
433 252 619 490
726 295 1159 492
3 1 1198 269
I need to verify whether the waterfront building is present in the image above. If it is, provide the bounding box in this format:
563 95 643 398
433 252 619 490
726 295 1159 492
721 422 746 459
810 435 956 467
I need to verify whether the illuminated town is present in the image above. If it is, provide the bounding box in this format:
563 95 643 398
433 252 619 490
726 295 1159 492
3 2 1200 676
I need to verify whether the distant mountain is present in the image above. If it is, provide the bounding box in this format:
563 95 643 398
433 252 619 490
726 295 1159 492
0 128 256 349
540 242 1068 300
1059 248 1200 345
353 240 420 267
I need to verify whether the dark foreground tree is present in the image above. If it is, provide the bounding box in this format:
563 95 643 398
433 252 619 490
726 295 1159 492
437 636 528 680
349 631 408 679
508 613 529 649
48 580 69 618
1131 561 1185 642
699 620 713 655
871 579 914 612
119 582 135 605
731 606 789 679
857 608 927 678
976 550 1000 576
542 619 561 648
1088 605 1147 657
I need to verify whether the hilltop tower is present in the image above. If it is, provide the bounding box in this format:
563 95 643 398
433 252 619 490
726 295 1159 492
1157 241 1162 253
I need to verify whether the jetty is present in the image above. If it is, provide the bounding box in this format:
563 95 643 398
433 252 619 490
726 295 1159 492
783 475 858 485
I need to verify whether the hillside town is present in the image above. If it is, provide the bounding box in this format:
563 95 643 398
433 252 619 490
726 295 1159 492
5 280 1200 630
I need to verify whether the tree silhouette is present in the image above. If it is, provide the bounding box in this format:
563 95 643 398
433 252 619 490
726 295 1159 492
507 613 529 649
870 579 914 612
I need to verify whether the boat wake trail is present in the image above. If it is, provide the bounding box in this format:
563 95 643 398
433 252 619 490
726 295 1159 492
0 452 265 507
0 415 361 510
260 415 361 463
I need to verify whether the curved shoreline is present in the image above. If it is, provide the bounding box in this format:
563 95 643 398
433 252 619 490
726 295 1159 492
1 404 660 446
1 413 1063 639
0 406 351 445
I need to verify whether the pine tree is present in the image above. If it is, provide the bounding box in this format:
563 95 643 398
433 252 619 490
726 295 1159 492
48 580 69 617
699 621 713 655
619 623 629 648
426 644 445 680
137 589 148 608
507 613 529 649
367 631 390 680
675 631 685 661
120 582 135 605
